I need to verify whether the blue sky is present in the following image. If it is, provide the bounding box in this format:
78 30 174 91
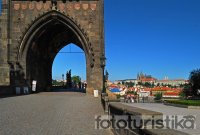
0 0 2 15
52 44 86 80
53 0 200 81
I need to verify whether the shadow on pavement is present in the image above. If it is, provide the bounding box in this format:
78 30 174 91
49 88 86 93
0 87 86 99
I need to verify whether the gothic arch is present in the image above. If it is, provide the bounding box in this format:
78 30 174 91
16 10 95 91
17 10 94 67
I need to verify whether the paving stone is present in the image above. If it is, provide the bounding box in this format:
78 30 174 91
0 92 113 135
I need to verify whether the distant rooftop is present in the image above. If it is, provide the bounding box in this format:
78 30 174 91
115 79 137 81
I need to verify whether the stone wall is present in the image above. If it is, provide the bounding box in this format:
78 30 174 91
0 0 104 94
10 0 103 60
0 0 10 86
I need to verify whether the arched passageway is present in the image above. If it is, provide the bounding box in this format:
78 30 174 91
17 11 99 93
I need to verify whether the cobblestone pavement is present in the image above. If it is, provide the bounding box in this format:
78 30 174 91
124 103 200 135
0 92 113 135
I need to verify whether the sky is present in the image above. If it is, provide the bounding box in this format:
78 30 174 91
52 44 86 80
53 0 200 81
0 0 1 15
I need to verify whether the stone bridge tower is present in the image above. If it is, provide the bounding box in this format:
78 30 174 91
0 0 105 94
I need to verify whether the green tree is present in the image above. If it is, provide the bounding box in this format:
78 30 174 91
152 82 155 88
125 82 135 88
122 81 125 85
189 69 200 96
130 82 135 87
52 80 63 86
125 82 129 87
167 84 172 88
154 92 163 100
179 84 192 99
72 75 81 84
144 82 151 87
138 82 142 86
180 84 184 88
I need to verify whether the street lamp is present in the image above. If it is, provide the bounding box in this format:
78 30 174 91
105 70 109 88
62 74 64 86
100 54 106 93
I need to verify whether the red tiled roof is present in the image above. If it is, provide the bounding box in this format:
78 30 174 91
109 84 118 88
142 87 183 92
141 78 156 82
164 92 180 96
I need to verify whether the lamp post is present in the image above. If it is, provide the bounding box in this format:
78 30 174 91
105 70 109 88
100 54 106 93
62 74 64 86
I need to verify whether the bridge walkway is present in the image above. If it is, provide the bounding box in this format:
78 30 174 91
0 92 113 135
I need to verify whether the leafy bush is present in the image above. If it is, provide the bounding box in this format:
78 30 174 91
166 100 200 106
154 92 163 100
179 91 186 99
179 84 192 99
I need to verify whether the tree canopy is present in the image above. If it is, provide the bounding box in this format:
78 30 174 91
189 69 200 96
72 75 81 84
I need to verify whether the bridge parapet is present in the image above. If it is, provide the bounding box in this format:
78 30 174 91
101 97 189 135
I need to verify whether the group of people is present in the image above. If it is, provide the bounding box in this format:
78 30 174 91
71 82 87 90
